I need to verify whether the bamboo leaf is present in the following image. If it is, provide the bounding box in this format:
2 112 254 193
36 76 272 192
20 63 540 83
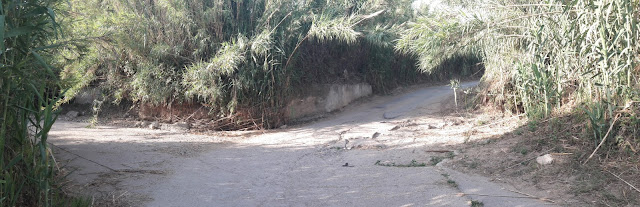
0 15 4 53
30 50 54 74
5 26 37 38
3 155 22 171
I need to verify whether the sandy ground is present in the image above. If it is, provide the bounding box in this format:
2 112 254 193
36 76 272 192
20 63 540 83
50 82 558 206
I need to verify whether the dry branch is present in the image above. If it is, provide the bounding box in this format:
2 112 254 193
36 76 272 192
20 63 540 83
583 113 621 165
605 169 640 194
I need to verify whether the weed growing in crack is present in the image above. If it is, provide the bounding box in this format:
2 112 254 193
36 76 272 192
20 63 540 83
469 161 480 169
527 120 538 132
447 179 458 188
375 159 427 167
89 99 104 128
471 200 484 207
430 156 445 166
441 173 459 188
515 129 523 136
446 152 456 159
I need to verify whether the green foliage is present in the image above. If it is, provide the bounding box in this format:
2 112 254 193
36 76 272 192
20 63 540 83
402 0 640 146
447 179 458 188
59 0 427 127
0 0 82 205
396 7 484 74
471 200 484 207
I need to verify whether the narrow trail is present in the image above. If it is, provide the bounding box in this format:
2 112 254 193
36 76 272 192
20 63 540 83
50 82 553 206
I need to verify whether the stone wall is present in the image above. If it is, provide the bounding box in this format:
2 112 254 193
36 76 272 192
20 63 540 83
285 83 372 120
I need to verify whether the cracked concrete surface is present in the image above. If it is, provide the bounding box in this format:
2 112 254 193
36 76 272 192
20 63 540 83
50 81 554 206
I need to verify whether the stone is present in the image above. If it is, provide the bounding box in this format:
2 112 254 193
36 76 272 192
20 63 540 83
174 122 190 129
372 132 381 139
140 121 151 128
149 121 160 129
66 111 79 118
536 154 554 165
428 123 445 129
161 122 190 132
346 139 383 150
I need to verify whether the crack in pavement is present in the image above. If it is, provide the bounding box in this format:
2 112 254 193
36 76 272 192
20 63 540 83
50 81 555 206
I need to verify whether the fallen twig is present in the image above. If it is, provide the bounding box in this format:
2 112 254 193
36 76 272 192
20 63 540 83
185 106 204 121
505 148 554 170
457 192 554 202
505 189 555 203
583 113 621 165
550 153 573 156
424 150 454 153
605 169 640 194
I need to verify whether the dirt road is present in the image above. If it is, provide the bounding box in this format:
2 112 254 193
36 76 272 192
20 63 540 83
50 82 553 206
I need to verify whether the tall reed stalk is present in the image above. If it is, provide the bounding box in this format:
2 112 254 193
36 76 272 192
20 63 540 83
399 0 639 144
0 0 85 206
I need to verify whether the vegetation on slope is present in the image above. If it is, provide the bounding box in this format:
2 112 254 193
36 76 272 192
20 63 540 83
401 0 640 156
399 1 639 204
56 0 464 129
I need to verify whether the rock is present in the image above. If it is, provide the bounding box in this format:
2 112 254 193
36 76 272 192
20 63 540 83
428 123 445 129
140 121 151 128
149 121 160 129
66 111 79 118
372 132 381 139
173 122 190 132
427 122 447 129
346 139 383 150
536 154 554 165
390 125 401 131
446 118 463 126
174 122 190 129
161 122 190 132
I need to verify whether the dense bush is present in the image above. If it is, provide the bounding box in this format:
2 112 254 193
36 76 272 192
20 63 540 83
58 0 433 127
